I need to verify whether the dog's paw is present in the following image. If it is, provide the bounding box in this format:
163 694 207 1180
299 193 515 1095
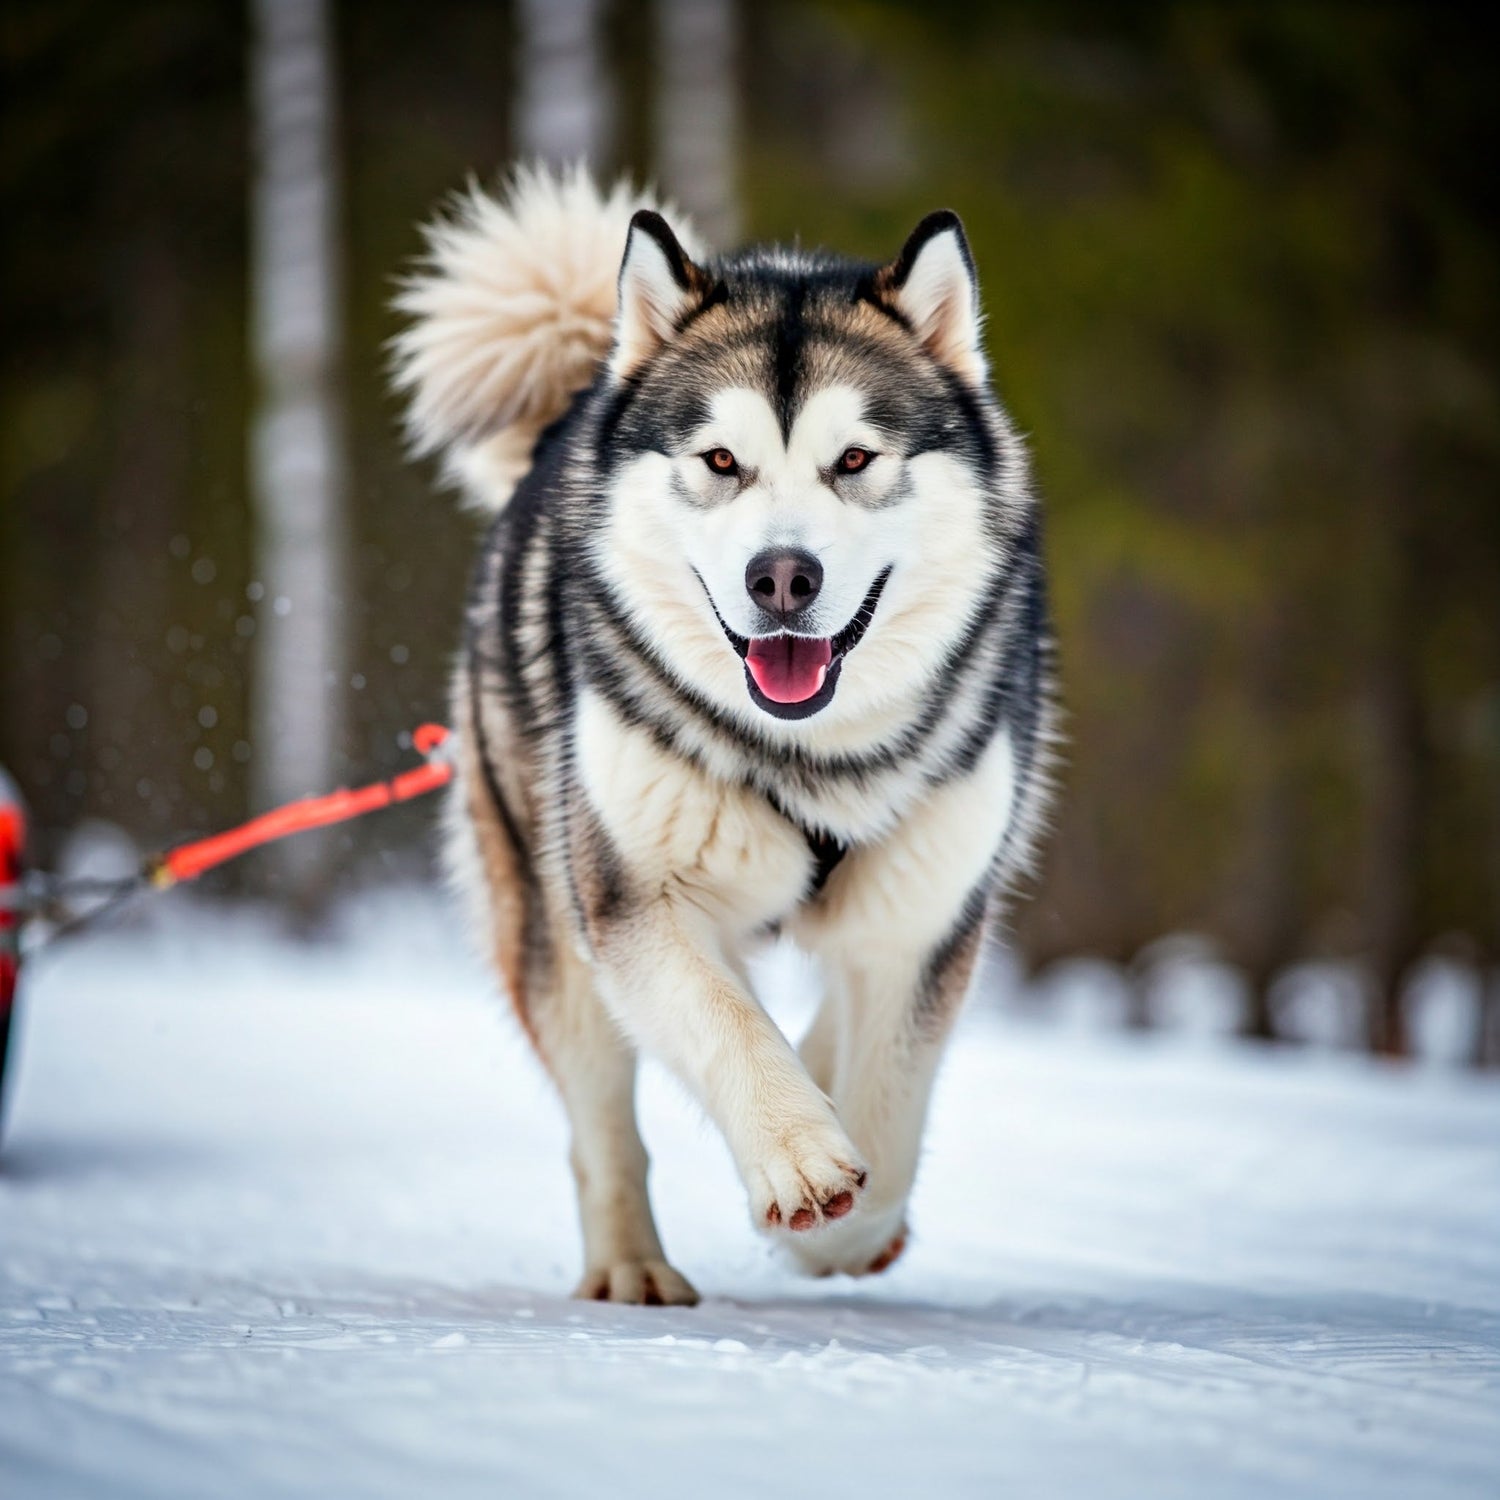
787 1202 909 1279
574 1260 700 1306
746 1120 868 1234
855 1225 908 1275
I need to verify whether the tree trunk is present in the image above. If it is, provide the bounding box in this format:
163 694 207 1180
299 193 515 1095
248 0 349 914
515 0 609 168
91 231 185 835
654 0 739 247
1362 466 1424 1059
1237 775 1300 1044
1232 588 1302 1043
1361 199 1437 1060
1242 964 1279 1044
1477 966 1500 1069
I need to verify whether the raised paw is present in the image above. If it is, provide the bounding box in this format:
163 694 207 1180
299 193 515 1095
573 1260 700 1307
748 1122 867 1235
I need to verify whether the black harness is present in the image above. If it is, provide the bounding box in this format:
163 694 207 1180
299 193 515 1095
763 786 849 899
801 824 849 898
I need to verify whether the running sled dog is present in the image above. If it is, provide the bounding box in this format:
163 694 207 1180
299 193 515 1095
395 167 1054 1304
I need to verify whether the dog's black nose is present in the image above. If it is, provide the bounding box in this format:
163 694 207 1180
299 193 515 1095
745 548 823 623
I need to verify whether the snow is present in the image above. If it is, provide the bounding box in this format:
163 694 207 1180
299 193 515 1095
3 891 1498 1499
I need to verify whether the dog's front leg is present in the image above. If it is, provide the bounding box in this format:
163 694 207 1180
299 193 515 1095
588 892 868 1235
791 731 1020 1277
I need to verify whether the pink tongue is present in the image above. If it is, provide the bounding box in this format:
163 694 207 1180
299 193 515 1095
745 636 834 704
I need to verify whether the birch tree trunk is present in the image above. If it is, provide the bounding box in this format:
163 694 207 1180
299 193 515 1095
249 0 348 912
515 0 609 167
654 0 739 247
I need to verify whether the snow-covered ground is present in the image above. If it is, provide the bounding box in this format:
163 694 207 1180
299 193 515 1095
3 891 1497 1499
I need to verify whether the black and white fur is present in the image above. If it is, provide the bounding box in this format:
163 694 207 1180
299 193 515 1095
394 165 1055 1304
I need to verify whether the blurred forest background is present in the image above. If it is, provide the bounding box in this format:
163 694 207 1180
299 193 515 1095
2 1 1497 1061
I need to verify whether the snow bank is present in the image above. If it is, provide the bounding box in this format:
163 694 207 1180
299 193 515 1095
2 891 1497 1498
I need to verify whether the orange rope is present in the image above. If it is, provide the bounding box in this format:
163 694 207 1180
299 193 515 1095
148 724 453 888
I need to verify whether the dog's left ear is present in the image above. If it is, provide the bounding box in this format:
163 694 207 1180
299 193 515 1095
876 211 986 384
612 209 710 379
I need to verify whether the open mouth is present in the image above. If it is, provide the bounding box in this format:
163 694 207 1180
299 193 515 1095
708 568 892 721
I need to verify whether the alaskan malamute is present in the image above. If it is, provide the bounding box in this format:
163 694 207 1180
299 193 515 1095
395 166 1054 1304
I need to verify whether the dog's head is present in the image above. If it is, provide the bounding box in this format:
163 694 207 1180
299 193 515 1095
593 210 1009 740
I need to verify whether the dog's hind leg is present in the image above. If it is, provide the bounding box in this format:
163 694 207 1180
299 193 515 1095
796 982 840 1096
792 920 985 1277
541 936 699 1306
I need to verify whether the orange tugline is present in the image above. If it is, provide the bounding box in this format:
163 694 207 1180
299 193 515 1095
144 723 453 888
0 724 454 1138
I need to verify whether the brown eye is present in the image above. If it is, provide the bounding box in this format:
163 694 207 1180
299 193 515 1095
704 447 738 475
837 447 873 474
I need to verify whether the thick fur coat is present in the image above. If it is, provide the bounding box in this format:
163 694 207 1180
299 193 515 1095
394 165 1055 1303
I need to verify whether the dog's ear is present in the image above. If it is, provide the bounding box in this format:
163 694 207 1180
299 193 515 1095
612 210 709 379
875 211 986 384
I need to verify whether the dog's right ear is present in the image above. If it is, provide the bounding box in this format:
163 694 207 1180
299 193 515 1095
612 210 708 379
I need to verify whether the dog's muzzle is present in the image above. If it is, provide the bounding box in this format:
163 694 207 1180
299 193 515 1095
704 568 892 721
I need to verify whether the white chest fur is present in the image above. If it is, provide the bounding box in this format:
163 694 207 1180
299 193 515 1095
574 689 811 935
574 689 1018 952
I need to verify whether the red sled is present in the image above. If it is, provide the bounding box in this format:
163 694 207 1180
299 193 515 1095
0 765 26 1141
0 727 453 1150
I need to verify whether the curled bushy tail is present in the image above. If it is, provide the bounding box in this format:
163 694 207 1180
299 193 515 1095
392 164 700 512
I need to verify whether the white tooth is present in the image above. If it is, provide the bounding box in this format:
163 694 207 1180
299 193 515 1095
814 664 828 691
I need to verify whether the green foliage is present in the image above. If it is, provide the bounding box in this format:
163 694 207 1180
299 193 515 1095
743 1 1500 969
1 0 1495 998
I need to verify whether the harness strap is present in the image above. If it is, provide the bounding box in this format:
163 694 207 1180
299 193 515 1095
802 825 848 898
762 788 851 899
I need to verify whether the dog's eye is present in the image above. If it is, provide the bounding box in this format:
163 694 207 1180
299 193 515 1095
836 447 873 475
703 448 739 476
